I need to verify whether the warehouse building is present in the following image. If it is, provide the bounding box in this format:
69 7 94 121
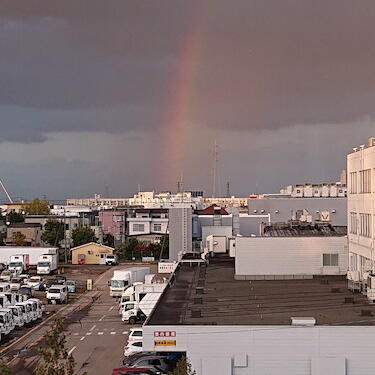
235 223 348 280
70 242 114 265
347 137 375 294
143 256 375 375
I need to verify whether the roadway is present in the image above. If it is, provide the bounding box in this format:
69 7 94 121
4 265 148 375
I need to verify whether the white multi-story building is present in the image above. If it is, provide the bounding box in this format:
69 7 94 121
347 137 375 291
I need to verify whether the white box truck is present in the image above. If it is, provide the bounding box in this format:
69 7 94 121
121 292 161 324
119 282 166 313
8 254 30 275
109 267 150 298
37 254 58 275
0 247 58 266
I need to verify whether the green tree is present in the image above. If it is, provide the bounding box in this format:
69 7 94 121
41 219 65 246
7 211 25 224
0 360 12 375
14 232 27 246
34 317 76 375
117 238 139 260
159 234 169 259
169 356 196 375
72 227 97 247
23 199 50 215
0 233 5 246
103 233 114 247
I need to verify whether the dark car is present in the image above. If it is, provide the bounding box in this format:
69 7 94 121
112 368 166 375
18 286 33 298
55 275 66 284
43 278 58 291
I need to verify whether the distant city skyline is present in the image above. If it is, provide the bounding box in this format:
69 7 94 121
1 1 375 200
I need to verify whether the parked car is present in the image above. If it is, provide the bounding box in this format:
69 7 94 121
66 280 76 293
55 275 66 284
43 278 57 291
10 277 23 292
112 368 166 375
0 270 15 282
0 263 6 272
18 286 33 299
46 285 68 304
124 341 143 357
128 328 143 342
123 355 172 373
27 276 44 291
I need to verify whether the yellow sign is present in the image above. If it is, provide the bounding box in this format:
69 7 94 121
154 340 176 346
86 279 93 290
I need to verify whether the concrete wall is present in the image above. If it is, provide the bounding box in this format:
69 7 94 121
248 197 347 226
347 144 375 280
168 208 192 261
239 214 269 236
143 324 375 375
235 236 348 279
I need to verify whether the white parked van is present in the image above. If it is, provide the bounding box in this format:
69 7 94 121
8 305 24 327
0 283 10 294
28 298 44 319
46 285 68 304
16 302 32 324
0 308 14 335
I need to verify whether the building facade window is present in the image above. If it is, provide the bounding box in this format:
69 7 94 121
359 213 372 238
350 212 358 234
323 253 339 267
133 223 145 232
359 169 371 193
350 172 357 194
153 224 162 232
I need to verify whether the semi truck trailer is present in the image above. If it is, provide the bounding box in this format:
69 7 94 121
109 267 150 298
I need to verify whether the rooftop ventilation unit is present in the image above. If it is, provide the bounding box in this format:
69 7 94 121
291 317 316 326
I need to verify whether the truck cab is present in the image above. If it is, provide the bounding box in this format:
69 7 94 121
9 254 30 275
16 302 32 324
28 298 44 319
0 308 15 335
0 283 10 293
8 305 25 327
46 285 68 304
37 254 58 275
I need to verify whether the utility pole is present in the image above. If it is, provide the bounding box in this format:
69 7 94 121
64 207 67 264
212 141 218 198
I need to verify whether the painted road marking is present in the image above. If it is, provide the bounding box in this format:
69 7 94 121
80 336 86 341
89 324 96 331
86 332 92 335
110 332 116 335
73 333 79 336
122 331 128 334
68 346 77 355
98 332 104 335
109 306 114 311
99 315 106 321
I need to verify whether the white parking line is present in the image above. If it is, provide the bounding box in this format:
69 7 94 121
122 331 128 335
99 315 106 321
110 332 116 335
73 333 79 336
98 332 104 335
68 346 77 355
89 324 96 331
80 336 86 341
109 306 114 311
86 332 92 336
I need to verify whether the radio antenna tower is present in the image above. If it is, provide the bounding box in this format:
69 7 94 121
212 141 218 198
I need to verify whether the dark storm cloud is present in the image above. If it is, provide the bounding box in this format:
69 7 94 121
1 0 375 143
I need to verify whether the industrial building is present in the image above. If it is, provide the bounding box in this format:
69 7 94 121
70 242 114 265
143 255 375 375
235 223 348 280
347 137 375 294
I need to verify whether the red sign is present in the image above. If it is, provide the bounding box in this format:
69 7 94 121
154 331 176 338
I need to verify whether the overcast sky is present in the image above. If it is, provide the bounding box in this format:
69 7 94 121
0 1 374 200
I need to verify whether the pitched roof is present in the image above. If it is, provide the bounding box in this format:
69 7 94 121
194 204 229 215
70 242 114 251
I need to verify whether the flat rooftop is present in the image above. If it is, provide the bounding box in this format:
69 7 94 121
147 256 375 326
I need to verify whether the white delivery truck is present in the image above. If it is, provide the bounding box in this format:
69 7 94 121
109 267 150 298
0 309 14 336
0 247 58 267
37 254 58 275
119 282 166 313
9 254 30 274
122 292 161 324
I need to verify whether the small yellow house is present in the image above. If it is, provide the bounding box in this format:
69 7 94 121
71 242 114 265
